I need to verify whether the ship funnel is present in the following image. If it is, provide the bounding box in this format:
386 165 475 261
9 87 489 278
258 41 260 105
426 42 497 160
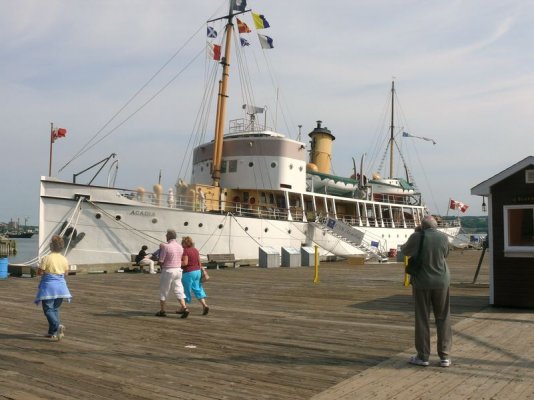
308 120 336 174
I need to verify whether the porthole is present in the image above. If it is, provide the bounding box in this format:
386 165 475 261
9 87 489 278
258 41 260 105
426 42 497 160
264 227 269 232
245 227 249 231
200 166 204 172
152 218 158 224
299 166 303 172
115 215 122 221
218 224 224 229
95 213 101 219
199 223 203 228
249 162 254 167
271 162 277 168
288 229 292 234
289 164 293 170
184 221 189 226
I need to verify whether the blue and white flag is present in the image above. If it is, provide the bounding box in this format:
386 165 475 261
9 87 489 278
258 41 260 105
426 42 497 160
402 131 436 145
232 0 247 12
207 26 217 38
240 37 250 47
258 34 274 49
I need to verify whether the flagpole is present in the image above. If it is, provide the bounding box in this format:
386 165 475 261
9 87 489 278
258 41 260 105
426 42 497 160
49 122 54 177
446 198 450 217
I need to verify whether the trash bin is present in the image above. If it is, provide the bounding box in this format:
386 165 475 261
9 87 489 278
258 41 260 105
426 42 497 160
396 246 405 262
0 257 8 279
259 246 280 268
281 247 300 267
301 246 315 267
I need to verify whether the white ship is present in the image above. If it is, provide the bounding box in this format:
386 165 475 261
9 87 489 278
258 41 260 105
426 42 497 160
38 3 460 268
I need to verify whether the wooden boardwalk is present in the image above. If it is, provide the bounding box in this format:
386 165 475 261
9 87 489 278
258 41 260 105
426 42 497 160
0 250 531 399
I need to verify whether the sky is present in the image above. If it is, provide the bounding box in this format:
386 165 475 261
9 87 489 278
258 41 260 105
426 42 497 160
2 0 534 226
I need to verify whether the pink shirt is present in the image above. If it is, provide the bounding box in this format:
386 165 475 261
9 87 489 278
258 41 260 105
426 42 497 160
159 239 183 268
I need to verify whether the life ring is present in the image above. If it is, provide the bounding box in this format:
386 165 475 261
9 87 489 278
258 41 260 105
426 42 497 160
249 197 256 205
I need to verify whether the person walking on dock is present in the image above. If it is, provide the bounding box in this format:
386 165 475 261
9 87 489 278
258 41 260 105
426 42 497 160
402 215 452 367
34 235 72 341
179 236 209 316
155 229 189 318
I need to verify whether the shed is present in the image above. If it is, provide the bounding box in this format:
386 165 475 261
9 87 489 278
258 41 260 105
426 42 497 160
471 156 534 308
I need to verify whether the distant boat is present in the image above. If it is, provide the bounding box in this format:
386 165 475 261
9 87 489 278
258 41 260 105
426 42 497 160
5 231 34 239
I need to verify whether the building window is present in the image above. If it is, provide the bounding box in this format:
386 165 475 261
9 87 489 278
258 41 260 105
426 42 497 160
504 206 534 252
229 160 238 173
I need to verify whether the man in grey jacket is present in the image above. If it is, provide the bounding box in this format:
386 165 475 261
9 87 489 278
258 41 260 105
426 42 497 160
402 215 452 367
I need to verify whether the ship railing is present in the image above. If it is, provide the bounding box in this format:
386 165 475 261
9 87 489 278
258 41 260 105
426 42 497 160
228 118 273 134
232 203 289 220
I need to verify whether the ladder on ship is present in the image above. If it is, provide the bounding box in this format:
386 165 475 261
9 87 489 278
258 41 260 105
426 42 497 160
310 218 389 262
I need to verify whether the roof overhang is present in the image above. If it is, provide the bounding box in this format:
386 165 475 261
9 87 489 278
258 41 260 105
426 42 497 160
471 156 534 196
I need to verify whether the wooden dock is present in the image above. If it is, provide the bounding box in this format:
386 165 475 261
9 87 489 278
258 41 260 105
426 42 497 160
0 250 532 399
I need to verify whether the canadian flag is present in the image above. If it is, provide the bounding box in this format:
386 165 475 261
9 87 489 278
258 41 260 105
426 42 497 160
51 127 67 143
449 199 469 213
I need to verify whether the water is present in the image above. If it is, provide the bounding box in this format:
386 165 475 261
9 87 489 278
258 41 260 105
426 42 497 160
7 236 38 265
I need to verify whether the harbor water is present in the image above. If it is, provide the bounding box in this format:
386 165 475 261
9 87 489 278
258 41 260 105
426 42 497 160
7 236 38 265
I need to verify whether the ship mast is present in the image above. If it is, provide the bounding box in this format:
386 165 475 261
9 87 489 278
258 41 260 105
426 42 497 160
211 4 237 187
389 80 395 179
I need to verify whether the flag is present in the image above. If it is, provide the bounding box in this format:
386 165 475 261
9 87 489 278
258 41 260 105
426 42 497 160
232 0 247 12
237 18 251 33
258 34 274 49
51 127 67 143
207 42 221 61
207 26 217 38
402 131 436 145
252 12 270 29
449 199 469 213
240 37 250 47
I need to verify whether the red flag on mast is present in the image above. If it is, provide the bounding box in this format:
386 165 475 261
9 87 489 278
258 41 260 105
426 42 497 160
51 127 67 143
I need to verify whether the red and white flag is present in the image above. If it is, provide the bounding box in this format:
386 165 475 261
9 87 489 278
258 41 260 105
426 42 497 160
449 199 469 213
51 127 67 143
207 42 221 61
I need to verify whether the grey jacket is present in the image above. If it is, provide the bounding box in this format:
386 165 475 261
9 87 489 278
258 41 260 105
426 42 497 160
402 228 450 289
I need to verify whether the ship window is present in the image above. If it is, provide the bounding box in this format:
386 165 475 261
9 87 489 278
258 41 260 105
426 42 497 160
152 218 158 224
221 160 227 173
229 160 238 173
199 223 203 228
249 162 254 167
271 162 277 168
95 213 101 219
115 215 122 221
200 166 204 172
243 192 250 203
289 164 293 170
504 206 534 252
299 166 303 172
184 221 189 226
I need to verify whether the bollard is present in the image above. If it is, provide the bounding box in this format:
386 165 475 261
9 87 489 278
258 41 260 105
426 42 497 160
313 245 319 284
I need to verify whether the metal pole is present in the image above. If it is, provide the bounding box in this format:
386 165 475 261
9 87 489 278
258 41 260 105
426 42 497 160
49 122 54 176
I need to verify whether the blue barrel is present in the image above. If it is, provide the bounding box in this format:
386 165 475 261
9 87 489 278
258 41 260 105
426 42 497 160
0 258 8 279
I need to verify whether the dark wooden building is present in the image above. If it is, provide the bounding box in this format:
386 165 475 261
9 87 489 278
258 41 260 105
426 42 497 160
471 156 534 308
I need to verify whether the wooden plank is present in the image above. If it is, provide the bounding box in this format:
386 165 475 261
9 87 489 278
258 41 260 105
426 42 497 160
1 249 520 400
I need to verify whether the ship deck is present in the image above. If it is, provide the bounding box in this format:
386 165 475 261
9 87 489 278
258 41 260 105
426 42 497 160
1 250 533 399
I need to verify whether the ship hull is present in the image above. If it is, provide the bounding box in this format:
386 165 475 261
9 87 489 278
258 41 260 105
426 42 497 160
39 177 460 267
